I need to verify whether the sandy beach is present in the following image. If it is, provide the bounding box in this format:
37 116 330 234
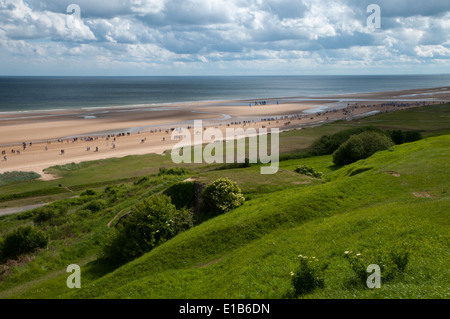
0 86 449 179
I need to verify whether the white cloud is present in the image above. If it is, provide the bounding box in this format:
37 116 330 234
0 0 449 74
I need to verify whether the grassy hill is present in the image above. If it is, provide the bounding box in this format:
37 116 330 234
1 134 448 299
0 104 449 299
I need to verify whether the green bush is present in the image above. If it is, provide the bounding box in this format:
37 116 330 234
310 126 385 156
134 176 150 185
291 255 326 296
32 206 60 224
201 178 245 217
389 130 406 145
102 195 193 265
388 130 422 145
171 207 195 233
163 182 195 209
294 165 324 178
80 189 99 197
333 131 394 166
343 246 410 286
76 209 93 218
404 131 422 143
83 199 107 213
1 226 48 259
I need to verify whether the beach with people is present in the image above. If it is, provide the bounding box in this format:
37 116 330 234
0 86 449 179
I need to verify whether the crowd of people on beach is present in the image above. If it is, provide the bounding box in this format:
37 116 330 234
0 99 447 165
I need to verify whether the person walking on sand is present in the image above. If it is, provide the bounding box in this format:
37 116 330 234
3 156 7 161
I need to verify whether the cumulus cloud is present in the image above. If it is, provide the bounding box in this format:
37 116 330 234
0 0 449 75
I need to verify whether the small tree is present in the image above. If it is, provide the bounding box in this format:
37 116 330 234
333 131 394 166
201 178 245 217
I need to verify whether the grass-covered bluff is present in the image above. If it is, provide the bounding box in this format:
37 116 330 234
0 104 448 299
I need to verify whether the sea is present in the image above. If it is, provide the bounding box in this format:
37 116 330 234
0 75 449 113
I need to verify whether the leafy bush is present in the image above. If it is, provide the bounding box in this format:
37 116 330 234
32 206 60 224
291 255 326 296
83 199 107 213
171 207 194 233
294 165 324 178
1 226 48 259
333 131 394 166
389 130 406 145
163 181 195 209
201 178 245 217
310 126 385 156
388 130 422 145
134 176 150 185
158 167 187 176
404 131 423 143
102 195 193 265
76 209 93 218
343 246 410 286
80 189 99 197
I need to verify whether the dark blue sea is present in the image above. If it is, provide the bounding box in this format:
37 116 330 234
0 75 449 112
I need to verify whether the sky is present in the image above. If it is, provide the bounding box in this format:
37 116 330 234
0 0 449 76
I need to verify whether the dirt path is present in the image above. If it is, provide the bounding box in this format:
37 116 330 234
0 203 49 217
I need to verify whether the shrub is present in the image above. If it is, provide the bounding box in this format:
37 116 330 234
102 195 193 265
134 176 150 185
80 189 99 197
76 209 92 218
388 130 422 145
294 165 324 178
83 199 107 213
343 246 410 286
291 255 326 296
201 178 245 217
32 206 60 225
171 207 195 233
1 226 48 259
310 126 385 156
163 182 195 209
333 131 394 165
389 130 406 145
404 131 422 143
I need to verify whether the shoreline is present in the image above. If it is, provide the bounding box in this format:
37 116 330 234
0 86 449 179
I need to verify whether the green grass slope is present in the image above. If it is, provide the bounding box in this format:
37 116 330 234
49 134 448 299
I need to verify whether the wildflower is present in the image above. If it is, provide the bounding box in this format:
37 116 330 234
344 251 349 255
356 253 361 257
298 255 303 258
290 272 295 276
